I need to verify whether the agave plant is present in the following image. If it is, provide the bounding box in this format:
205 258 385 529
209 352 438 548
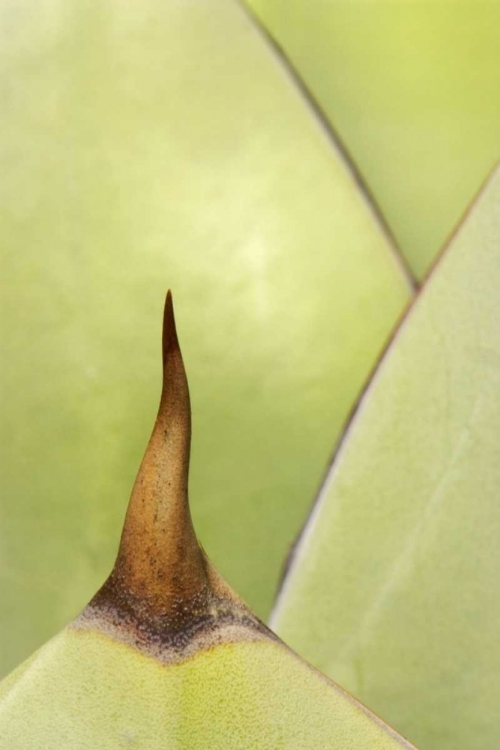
0 291 421 748
1 1 499 749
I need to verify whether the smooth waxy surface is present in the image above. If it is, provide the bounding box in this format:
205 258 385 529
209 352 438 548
0 0 412 677
0 293 416 750
272 168 500 749
245 0 500 277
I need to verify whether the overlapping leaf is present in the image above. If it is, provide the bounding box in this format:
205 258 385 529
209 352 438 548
245 0 500 277
272 167 500 750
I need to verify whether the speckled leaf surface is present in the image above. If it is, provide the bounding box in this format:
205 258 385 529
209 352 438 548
271 167 500 750
244 0 500 278
0 632 418 749
0 0 412 677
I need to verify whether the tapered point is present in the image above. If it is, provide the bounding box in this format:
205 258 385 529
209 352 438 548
78 288 270 662
162 290 180 364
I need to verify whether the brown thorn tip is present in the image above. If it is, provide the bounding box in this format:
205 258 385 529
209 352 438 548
162 289 179 365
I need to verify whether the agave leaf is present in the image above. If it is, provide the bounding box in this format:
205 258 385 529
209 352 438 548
244 0 500 278
271 167 500 749
0 293 417 750
0 0 412 677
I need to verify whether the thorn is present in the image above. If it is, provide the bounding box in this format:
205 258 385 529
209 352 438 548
162 290 180 365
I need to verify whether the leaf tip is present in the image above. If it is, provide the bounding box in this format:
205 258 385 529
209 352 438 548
162 289 179 363
75 289 270 662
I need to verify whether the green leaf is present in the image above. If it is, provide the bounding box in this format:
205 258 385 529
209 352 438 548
0 632 418 749
0 0 412 678
244 0 500 278
271 166 500 750
0 292 417 750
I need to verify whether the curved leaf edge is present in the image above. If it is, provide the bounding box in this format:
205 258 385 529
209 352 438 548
270 160 500 621
236 0 417 290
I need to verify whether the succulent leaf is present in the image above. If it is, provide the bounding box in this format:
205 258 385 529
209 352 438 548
272 167 500 750
244 0 500 277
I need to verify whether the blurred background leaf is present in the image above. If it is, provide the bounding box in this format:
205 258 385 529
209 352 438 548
271 168 500 750
244 0 500 278
0 0 412 677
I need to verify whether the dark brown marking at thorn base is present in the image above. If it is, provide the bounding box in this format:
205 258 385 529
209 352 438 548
75 291 274 662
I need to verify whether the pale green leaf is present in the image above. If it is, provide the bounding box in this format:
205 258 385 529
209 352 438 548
0 631 418 749
244 0 500 278
272 167 500 750
0 0 412 677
